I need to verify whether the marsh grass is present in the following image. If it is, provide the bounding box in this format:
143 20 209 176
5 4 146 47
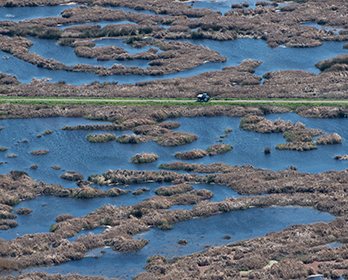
174 149 207 160
206 144 233 155
130 153 159 163
316 133 342 145
86 133 117 143
43 129 53 135
275 142 318 151
117 134 142 144
158 221 174 230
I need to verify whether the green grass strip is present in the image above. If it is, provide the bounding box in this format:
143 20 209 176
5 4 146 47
1 98 348 107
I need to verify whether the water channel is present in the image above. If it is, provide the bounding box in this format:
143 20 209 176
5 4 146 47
0 3 347 280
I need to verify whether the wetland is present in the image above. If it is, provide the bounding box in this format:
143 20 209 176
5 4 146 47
2 0 348 279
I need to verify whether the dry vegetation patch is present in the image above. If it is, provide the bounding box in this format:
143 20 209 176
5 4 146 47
86 133 116 143
30 149 50 155
130 153 159 164
174 149 208 160
15 207 32 215
206 144 233 156
156 132 198 147
316 133 342 145
154 184 194 196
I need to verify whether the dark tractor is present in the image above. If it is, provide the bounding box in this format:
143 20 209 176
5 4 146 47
196 93 210 102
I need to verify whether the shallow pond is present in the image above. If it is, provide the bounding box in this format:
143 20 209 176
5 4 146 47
57 20 137 30
0 4 346 279
0 4 77 22
26 37 161 70
105 6 157 16
186 0 259 15
1 113 348 187
1 36 347 85
1 182 242 241
21 206 335 279
301 22 343 35
1 2 348 86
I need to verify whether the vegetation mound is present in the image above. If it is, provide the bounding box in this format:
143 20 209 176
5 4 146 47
316 133 342 145
30 149 50 155
156 132 198 146
154 184 194 196
86 133 116 143
61 171 84 181
15 207 32 215
131 153 159 164
174 149 207 160
275 142 318 152
117 134 143 144
206 144 233 156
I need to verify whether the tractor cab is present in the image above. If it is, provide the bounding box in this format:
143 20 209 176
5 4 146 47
196 93 210 102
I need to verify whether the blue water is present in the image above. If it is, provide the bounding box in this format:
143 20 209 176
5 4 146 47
178 39 348 77
0 4 77 22
21 206 335 279
186 0 259 15
1 114 348 187
26 37 156 69
0 4 347 85
57 20 137 30
301 22 343 35
1 37 347 85
0 4 346 280
105 6 157 16
0 182 241 241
